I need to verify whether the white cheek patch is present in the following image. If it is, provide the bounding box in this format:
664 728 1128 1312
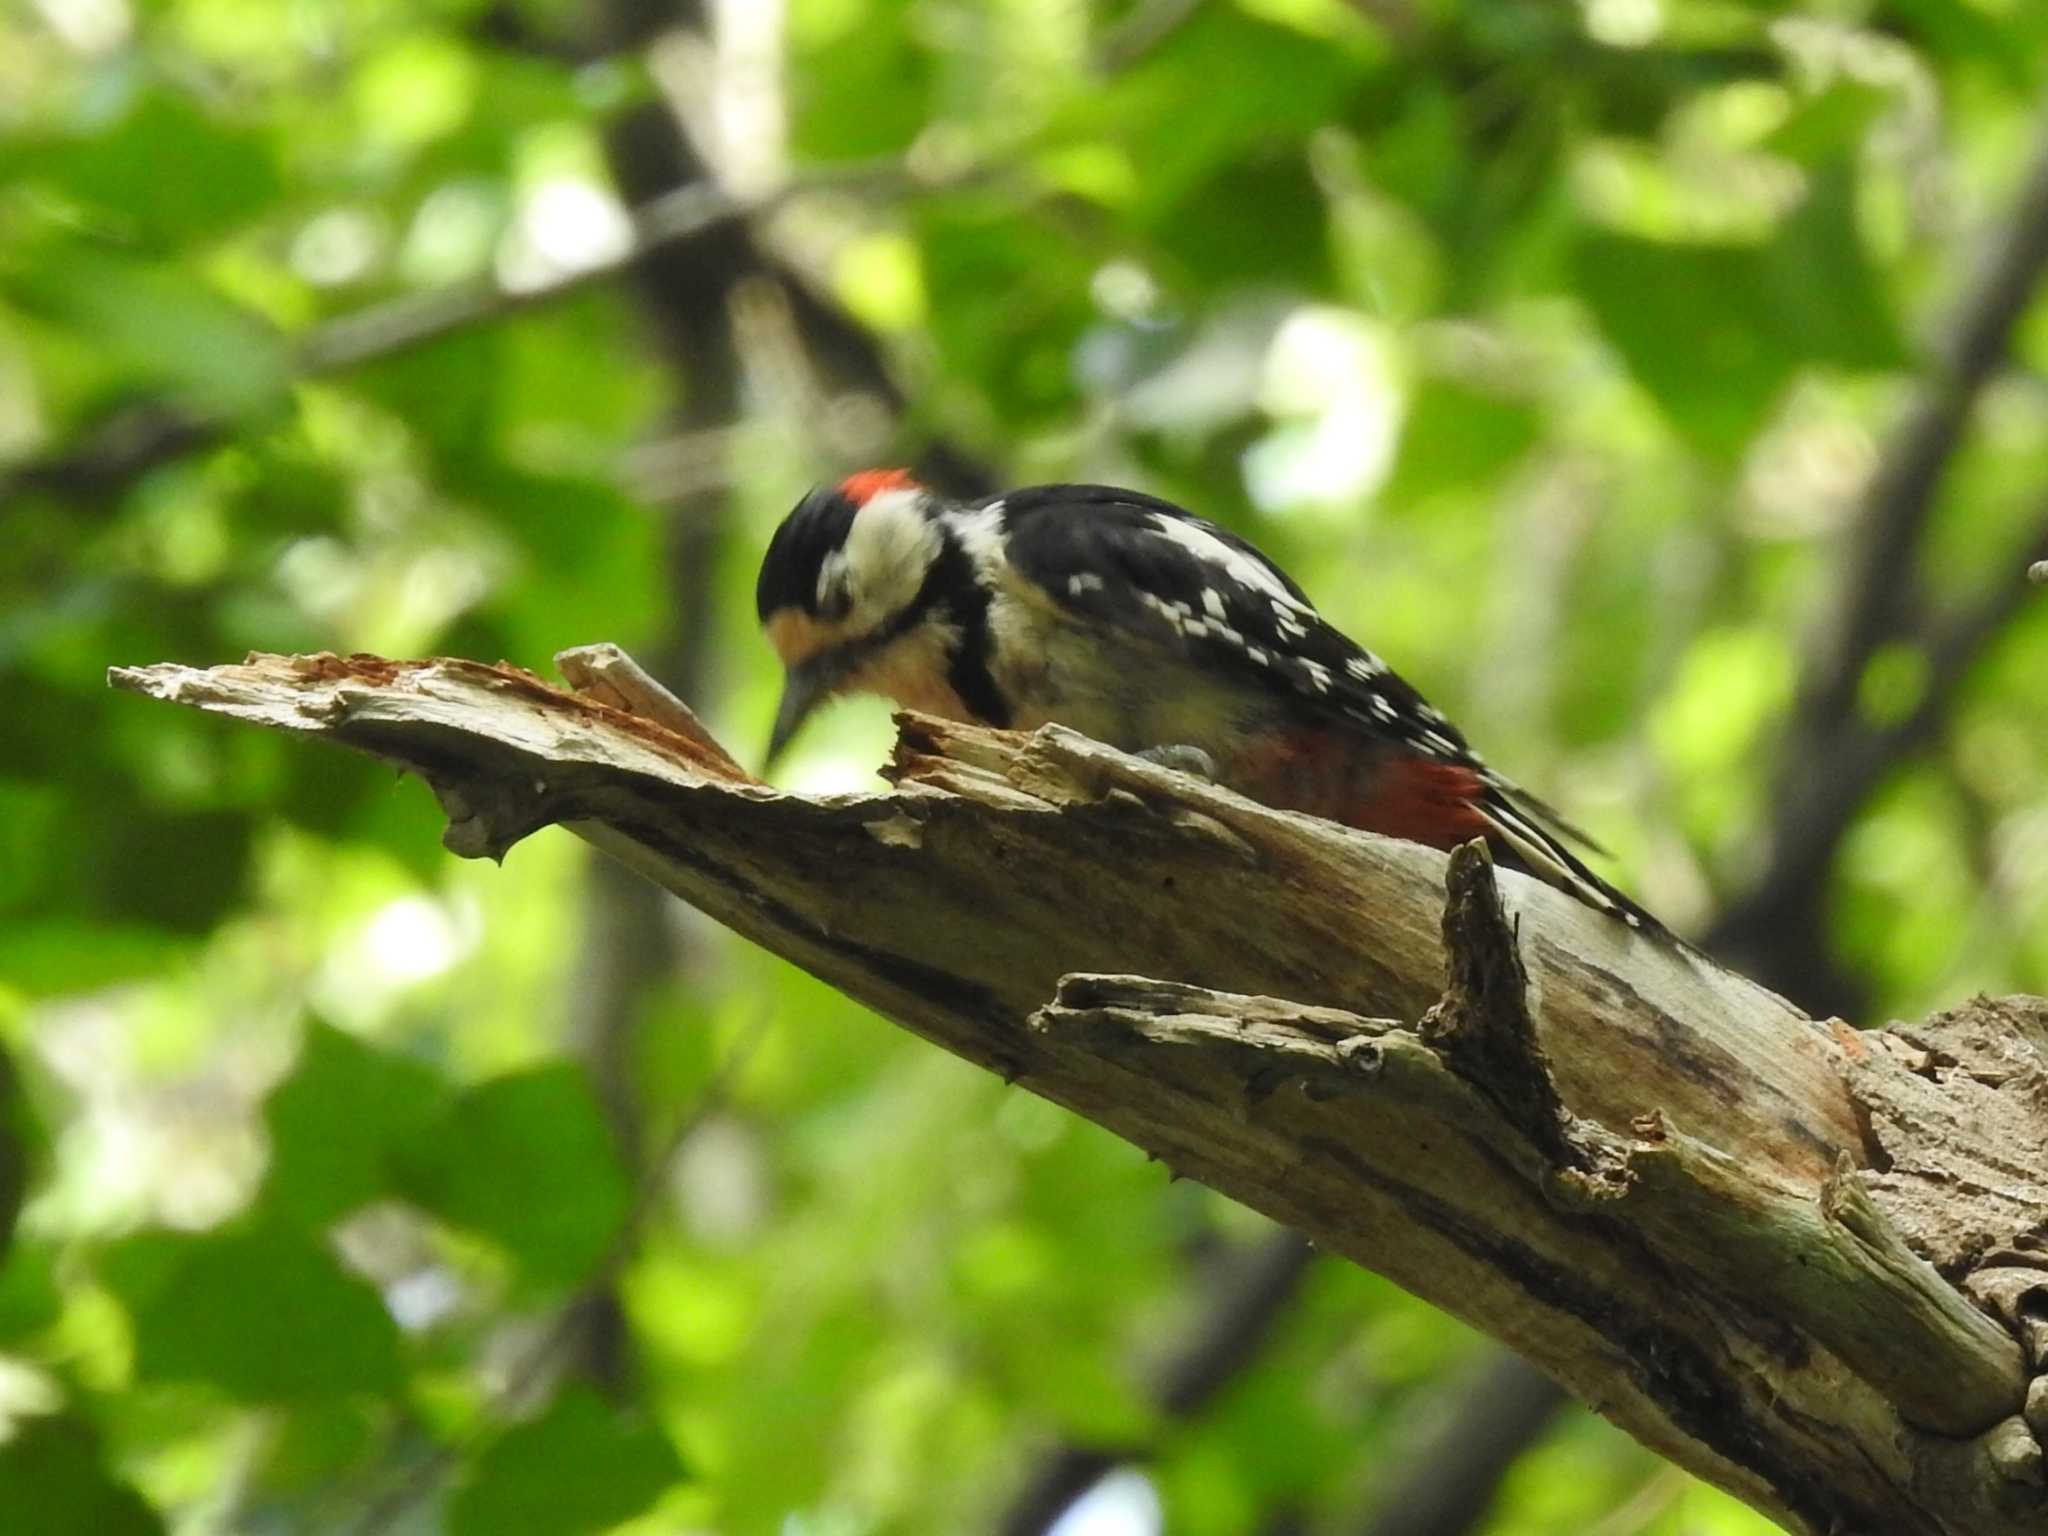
842 489 942 626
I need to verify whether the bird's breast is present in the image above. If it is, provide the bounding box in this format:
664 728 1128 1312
849 624 972 720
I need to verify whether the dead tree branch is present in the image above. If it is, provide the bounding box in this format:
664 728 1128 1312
1331 95 2048 1536
105 651 2048 1536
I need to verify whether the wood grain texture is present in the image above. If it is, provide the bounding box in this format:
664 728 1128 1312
108 651 2048 1536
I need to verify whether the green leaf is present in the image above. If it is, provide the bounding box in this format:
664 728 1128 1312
397 1065 631 1289
1024 1344 1157 1444
1882 0 2033 83
350 324 503 456
350 31 482 153
0 781 60 911
1078 7 1377 218
461 469 663 658
4 245 289 418
1764 161 1906 372
90 808 255 934
252 1399 383 1495
1575 233 1785 455
1765 81 1892 166
1576 165 1902 455
1384 376 1540 507
0 921 188 999
916 207 1096 425
788 0 935 162
103 1222 401 1400
0 1241 64 1341
449 1386 684 1536
0 1416 164 1536
1149 157 1332 292
5 90 280 247
264 1022 446 1227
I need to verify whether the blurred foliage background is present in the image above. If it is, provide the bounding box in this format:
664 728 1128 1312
3 0 2048 1532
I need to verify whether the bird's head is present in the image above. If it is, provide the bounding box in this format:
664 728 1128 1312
756 469 954 765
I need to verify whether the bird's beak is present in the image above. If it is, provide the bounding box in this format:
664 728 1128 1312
765 658 835 770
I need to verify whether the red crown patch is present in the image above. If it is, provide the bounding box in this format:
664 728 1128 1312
839 468 920 506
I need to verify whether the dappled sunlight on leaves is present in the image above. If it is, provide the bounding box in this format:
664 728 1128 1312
3 0 2046 1527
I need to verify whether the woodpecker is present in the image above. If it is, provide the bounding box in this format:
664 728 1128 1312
757 470 1661 933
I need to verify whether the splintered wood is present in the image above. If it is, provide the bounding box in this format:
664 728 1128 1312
111 648 2048 1536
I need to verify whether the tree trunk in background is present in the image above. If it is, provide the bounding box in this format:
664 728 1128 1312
557 0 749 1392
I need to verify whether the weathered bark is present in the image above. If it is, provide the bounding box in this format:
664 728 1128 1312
108 650 2048 1536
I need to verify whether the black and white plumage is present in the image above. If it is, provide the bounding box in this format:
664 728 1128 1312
757 471 1662 934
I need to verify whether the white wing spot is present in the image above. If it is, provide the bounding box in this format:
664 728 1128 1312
1202 588 1228 621
1369 696 1397 722
1246 646 1269 665
1139 591 1202 635
1147 513 1298 603
1301 659 1332 692
1271 601 1310 639
1068 572 1105 597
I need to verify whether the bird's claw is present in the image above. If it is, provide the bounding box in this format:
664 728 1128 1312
1137 744 1219 781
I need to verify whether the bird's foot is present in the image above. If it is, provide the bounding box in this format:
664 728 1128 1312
1136 744 1218 781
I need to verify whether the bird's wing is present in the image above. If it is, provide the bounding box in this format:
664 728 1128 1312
992 486 1655 929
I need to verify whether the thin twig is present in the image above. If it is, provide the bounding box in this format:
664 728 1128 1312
1783 94 2048 751
1711 506 2048 996
1353 1353 1565 1536
300 158 912 377
1798 100 2048 735
1095 0 1207 73
0 156 976 506
1708 103 2048 1013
